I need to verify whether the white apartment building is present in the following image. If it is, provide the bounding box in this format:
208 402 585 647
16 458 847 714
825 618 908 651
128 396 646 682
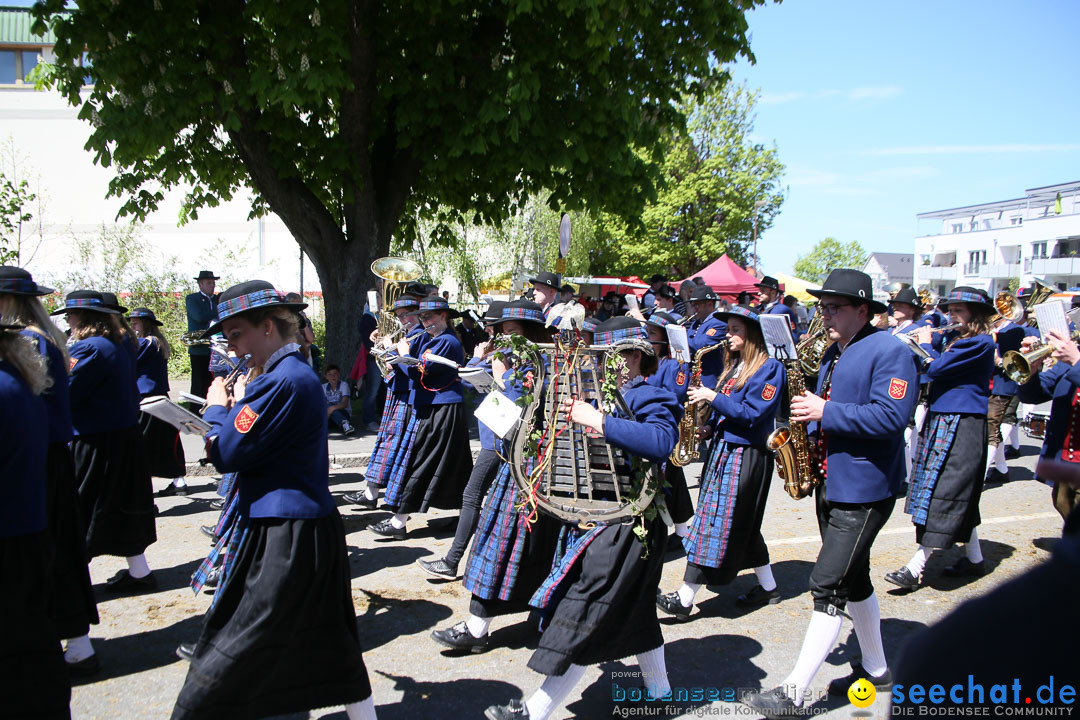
914 181 1080 297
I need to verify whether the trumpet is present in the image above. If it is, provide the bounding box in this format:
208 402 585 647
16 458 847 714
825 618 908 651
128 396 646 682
894 322 963 359
1001 328 1080 385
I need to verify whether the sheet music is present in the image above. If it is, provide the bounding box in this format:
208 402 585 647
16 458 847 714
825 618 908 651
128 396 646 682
473 389 522 438
385 354 421 367
666 324 691 363
1035 300 1069 339
459 366 495 391
367 290 379 314
140 396 212 436
625 294 640 313
421 351 461 369
759 314 798 361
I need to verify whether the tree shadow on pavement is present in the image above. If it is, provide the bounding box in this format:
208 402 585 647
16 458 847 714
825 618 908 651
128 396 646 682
93 558 203 599
354 589 454 652
71 613 204 686
686 559 815 622
311 671 521 718
154 495 226 519
346 544 431 581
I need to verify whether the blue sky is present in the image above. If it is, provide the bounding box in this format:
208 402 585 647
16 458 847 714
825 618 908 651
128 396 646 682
734 0 1080 273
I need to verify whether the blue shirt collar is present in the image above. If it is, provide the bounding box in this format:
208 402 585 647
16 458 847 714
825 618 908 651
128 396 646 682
266 342 300 372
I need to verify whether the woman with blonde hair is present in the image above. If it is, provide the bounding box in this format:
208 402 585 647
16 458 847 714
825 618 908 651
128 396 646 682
657 305 787 619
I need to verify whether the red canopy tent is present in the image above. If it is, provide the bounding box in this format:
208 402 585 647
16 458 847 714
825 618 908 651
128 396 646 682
675 254 760 300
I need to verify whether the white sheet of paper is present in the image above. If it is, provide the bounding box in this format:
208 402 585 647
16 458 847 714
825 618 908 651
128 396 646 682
759 314 798 361
625 294 640 313
422 351 461 369
1035 300 1069 340
666 324 691 363
367 290 379 314
140 396 212 436
474 389 523 438
178 391 205 406
459 366 495 392
385 354 421 367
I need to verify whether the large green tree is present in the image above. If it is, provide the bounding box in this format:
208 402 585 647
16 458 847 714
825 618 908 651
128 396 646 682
34 0 766 363
594 80 784 279
793 237 868 284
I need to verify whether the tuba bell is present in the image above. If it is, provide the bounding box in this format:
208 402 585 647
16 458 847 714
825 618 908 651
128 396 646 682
994 291 1025 323
370 256 423 376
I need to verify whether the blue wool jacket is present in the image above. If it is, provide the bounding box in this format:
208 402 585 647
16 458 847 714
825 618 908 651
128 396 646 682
68 335 140 434
603 377 682 464
990 322 1026 397
811 324 918 503
408 328 465 405
1018 359 1080 460
647 355 691 403
920 334 995 415
205 351 335 519
0 360 48 537
387 324 425 397
708 357 786 448
22 329 74 444
686 313 727 390
134 336 171 398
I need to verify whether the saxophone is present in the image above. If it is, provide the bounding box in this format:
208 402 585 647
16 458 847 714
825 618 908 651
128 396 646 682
670 340 728 467
766 359 824 500
795 312 830 376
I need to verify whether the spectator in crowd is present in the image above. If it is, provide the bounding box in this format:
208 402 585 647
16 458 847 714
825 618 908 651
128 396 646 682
297 314 322 374
692 276 706 286
789 295 809 332
558 284 576 304
324 364 355 435
442 290 451 301
185 270 218 401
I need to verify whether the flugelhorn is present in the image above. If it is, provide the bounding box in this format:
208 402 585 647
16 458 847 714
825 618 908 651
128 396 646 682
1001 331 1080 384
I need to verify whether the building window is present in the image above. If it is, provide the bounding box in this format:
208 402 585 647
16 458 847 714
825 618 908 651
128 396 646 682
951 223 963 233
0 51 15 84
1011 216 1023 226
1032 242 1048 258
0 49 42 84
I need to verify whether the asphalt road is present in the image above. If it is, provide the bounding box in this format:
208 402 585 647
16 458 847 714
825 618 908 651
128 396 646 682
72 429 1064 720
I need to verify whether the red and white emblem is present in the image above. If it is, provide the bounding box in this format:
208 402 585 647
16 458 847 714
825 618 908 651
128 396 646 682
705 328 717 337
761 383 777 401
234 404 259 433
676 371 687 385
69 357 78 372
888 378 908 400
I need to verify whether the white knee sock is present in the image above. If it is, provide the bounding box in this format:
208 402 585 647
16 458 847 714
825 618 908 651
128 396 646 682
1006 422 1020 450
390 514 409 530
782 611 843 706
677 582 701 608
126 554 151 578
172 476 187 488
465 614 491 638
846 595 887 677
525 664 587 720
345 696 377 720
363 485 378 502
753 564 777 592
984 446 997 477
914 403 928 433
993 443 1008 473
64 634 94 663
636 646 672 698
673 521 689 538
965 528 984 563
905 545 929 577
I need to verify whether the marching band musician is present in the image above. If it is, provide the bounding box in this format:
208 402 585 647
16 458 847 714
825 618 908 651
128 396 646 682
171 280 375 720
185 270 219 402
986 310 1026 478
742 269 917 717
1016 330 1080 520
755 275 800 342
429 300 560 652
369 295 473 539
485 316 681 720
641 273 667 308
652 284 683 319
128 308 189 497
684 284 727 390
1 268 99 678
643 311 694 540
886 286 996 593
343 295 423 510
657 305 786 620
0 320 71 718
51 291 158 594
530 271 561 314
889 288 926 477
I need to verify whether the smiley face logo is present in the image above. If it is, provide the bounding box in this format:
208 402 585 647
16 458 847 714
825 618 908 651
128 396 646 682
848 678 876 708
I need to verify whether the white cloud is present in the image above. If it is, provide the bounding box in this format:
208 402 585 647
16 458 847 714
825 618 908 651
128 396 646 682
865 143 1080 156
760 91 805 105
847 85 904 100
759 86 903 105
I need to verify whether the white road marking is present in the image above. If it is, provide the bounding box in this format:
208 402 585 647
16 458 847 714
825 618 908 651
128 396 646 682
766 511 1060 546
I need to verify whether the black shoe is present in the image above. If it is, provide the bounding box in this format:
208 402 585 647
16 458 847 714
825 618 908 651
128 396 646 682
828 662 893 696
741 687 800 719
176 643 195 662
343 491 378 509
209 498 225 511
1004 446 1021 459
884 566 920 591
200 524 218 540
736 584 781 607
485 700 529 720
157 483 189 497
943 557 985 577
203 566 221 590
431 621 491 654
369 518 405 540
418 558 458 579
66 653 100 677
665 537 686 557
105 569 158 594
656 591 692 621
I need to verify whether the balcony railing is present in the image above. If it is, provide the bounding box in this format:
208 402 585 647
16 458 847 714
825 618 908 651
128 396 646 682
919 266 957 281
1031 257 1080 276
978 263 1021 278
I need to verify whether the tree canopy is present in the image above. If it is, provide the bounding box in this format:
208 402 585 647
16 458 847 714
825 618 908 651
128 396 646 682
793 237 869 284
34 0 768 363
594 80 784 279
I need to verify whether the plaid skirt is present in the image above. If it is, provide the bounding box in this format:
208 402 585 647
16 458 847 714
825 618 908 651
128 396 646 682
906 413 961 526
365 394 417 488
683 441 773 580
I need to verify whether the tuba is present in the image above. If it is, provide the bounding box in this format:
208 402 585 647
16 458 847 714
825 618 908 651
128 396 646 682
994 291 1025 323
370 256 422 377
670 340 728 467
767 354 824 501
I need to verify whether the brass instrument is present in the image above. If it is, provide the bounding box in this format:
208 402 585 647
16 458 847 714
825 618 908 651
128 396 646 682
1001 331 1080 385
370 256 423 377
1020 279 1056 327
766 357 823 500
894 322 963 360
917 287 937 310
795 312 829 376
670 340 728 467
994 291 1025 323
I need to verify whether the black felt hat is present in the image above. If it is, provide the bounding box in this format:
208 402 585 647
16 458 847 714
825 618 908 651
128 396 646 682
755 275 782 292
50 290 122 315
194 270 219 281
890 287 920 308
808 269 888 314
483 300 507 324
529 271 560 289
649 273 667 284
0 266 54 296
688 285 721 302
128 307 163 326
100 292 128 314
206 280 308 335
